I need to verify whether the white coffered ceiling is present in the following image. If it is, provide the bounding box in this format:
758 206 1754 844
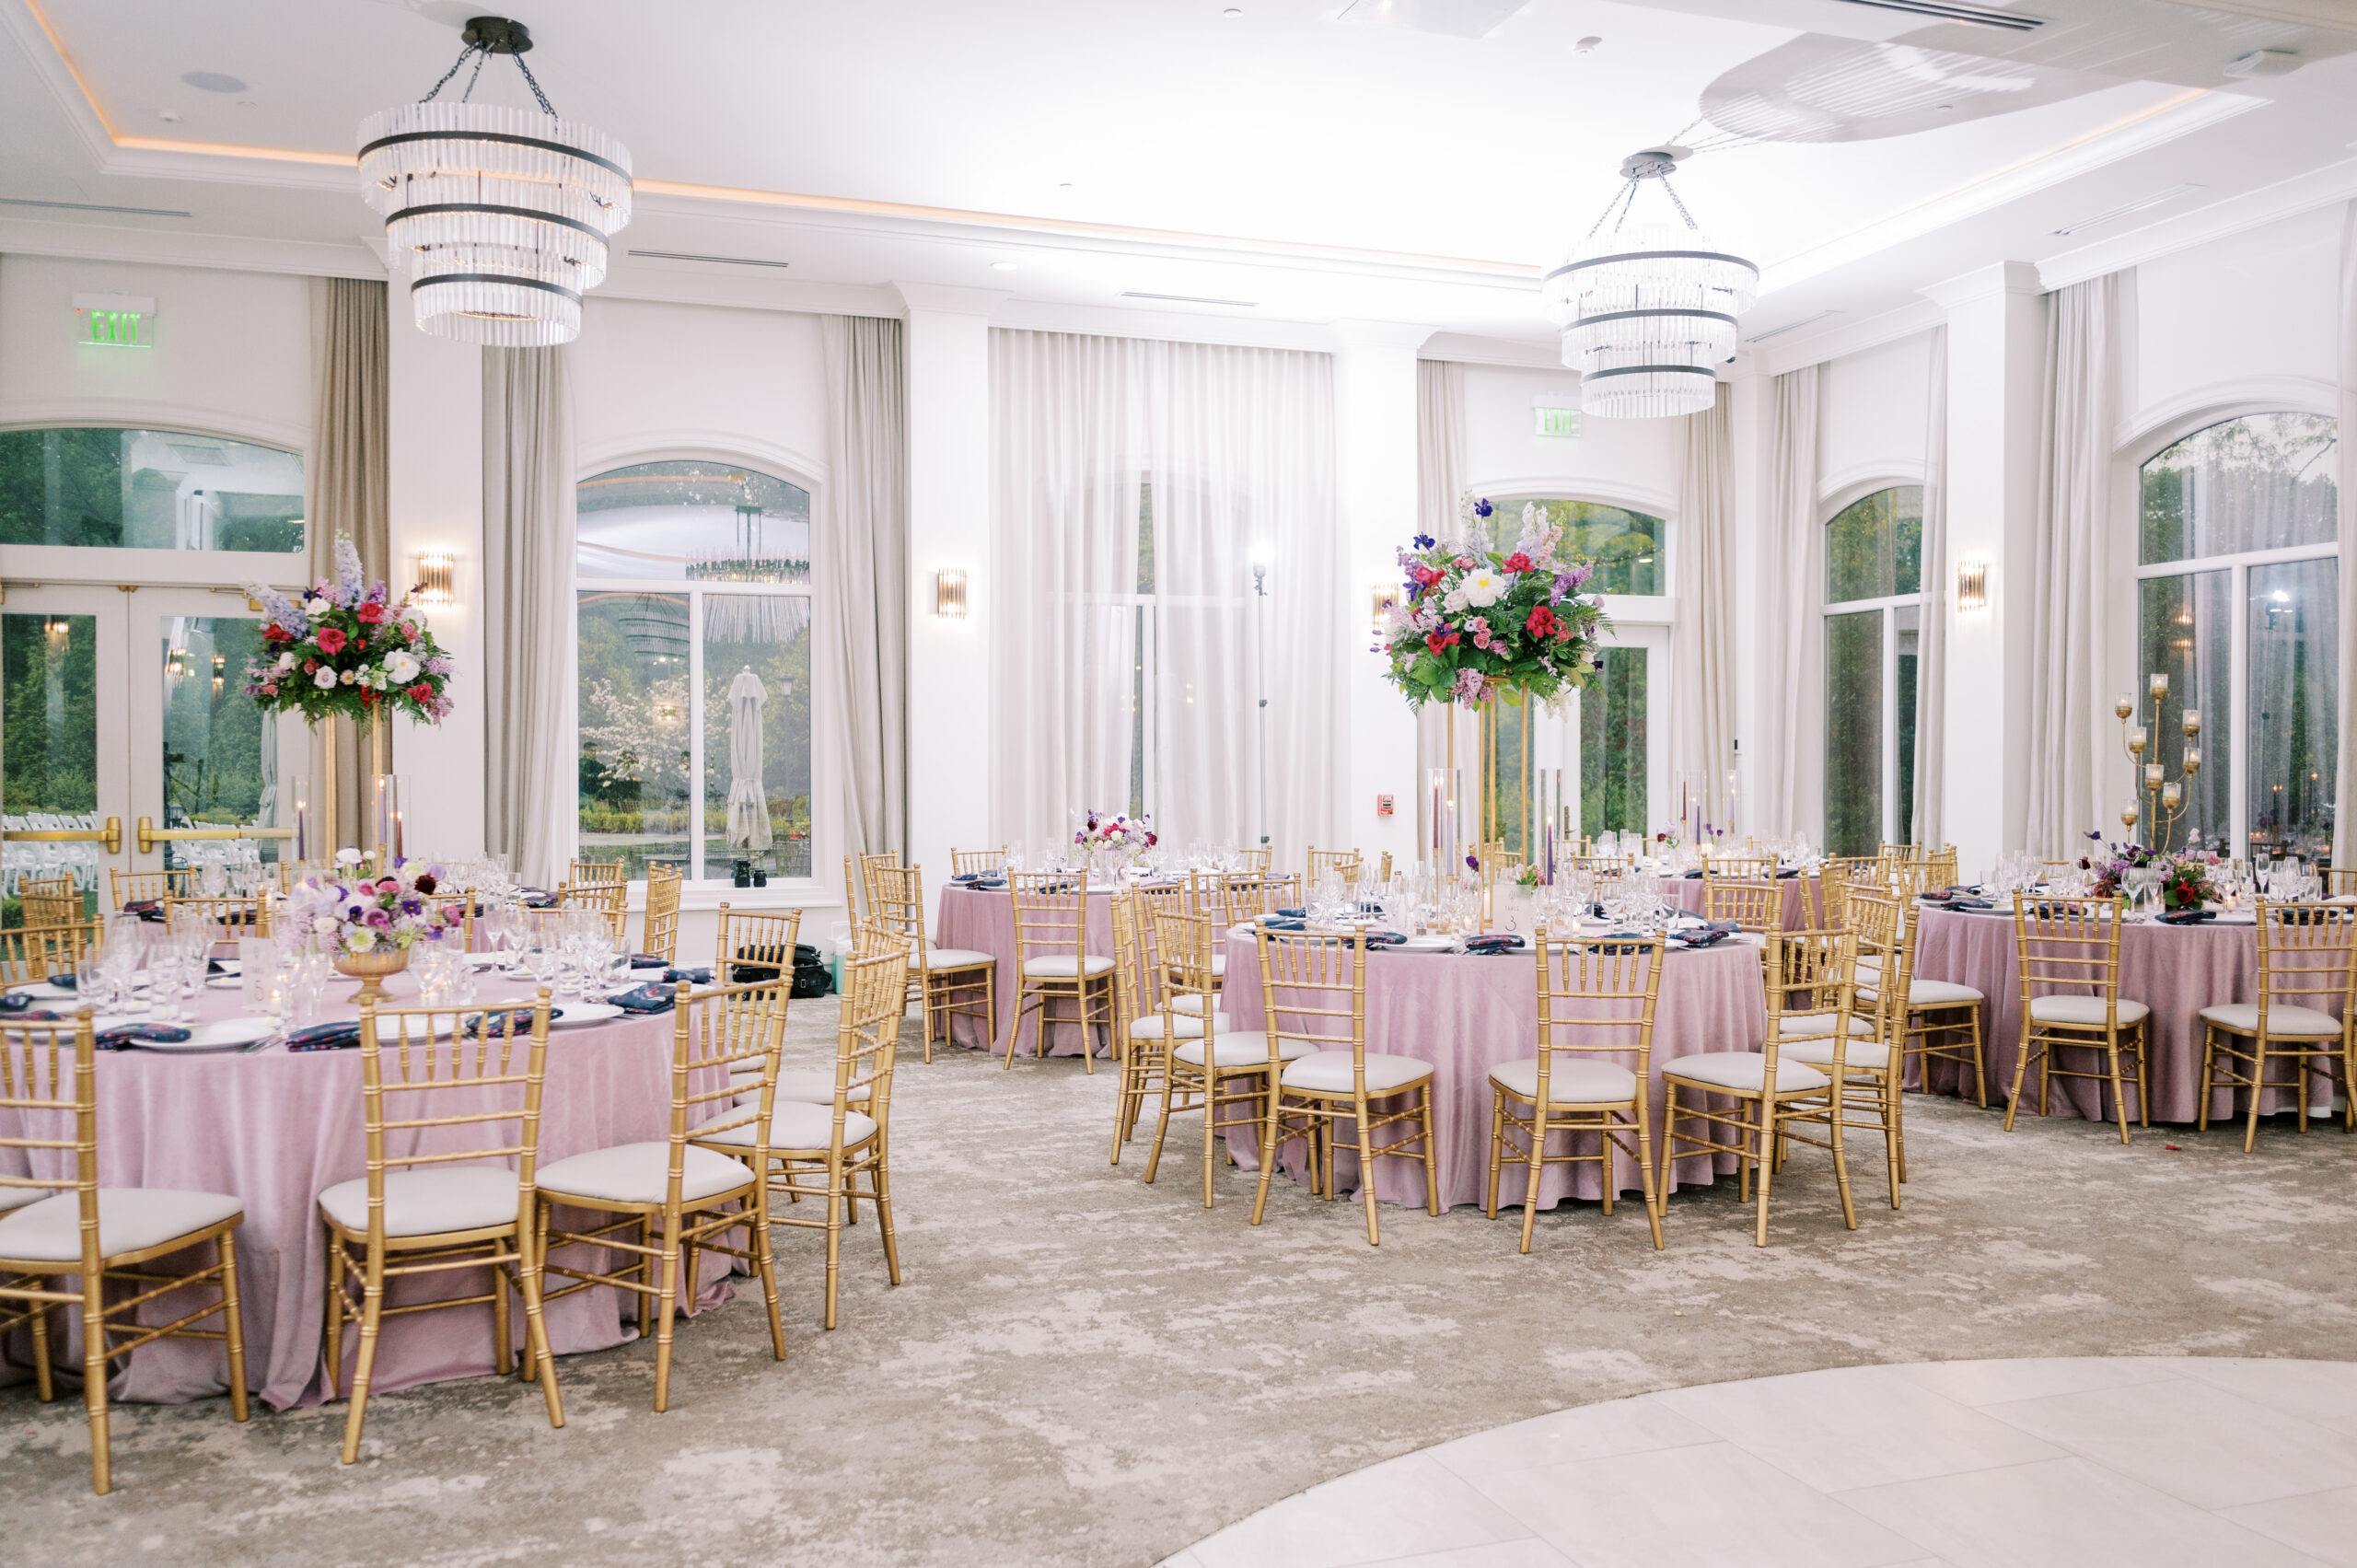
3 0 2355 359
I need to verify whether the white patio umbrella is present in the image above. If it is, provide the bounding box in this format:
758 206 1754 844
724 667 773 854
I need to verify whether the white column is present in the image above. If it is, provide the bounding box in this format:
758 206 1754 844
1330 320 1431 874
386 322 484 860
893 285 1003 918
1922 261 2045 875
1726 363 1767 842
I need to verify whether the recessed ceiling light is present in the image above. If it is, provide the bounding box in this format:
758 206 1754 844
1223 6 1243 15
1573 35 1600 52
157 110 181 123
180 71 246 93
991 261 1018 271
1058 181 1074 190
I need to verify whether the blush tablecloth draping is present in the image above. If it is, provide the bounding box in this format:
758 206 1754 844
0 970 733 1411
1909 905 2326 1124
1654 875 1824 930
935 885 1116 1060
1213 931 1770 1211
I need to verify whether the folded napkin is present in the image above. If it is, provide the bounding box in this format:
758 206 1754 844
1462 933 1527 955
519 888 561 910
629 953 670 970
950 871 997 884
1260 916 1307 932
1275 907 1308 919
1681 869 1704 879
0 993 35 1014
663 966 714 986
206 958 231 976
959 878 1008 890
2159 908 2217 924
1678 925 1737 949
462 1007 554 1039
1925 896 1994 911
123 899 167 923
3 1009 64 1023
609 983 676 1014
1777 867 1801 879
286 1021 364 1052
96 1024 192 1051
43 973 75 992
1360 929 1408 949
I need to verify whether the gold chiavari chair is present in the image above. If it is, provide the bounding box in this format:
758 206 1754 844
1794 892 1906 1210
108 867 189 912
2004 893 2150 1144
1701 871 1782 935
1704 854 1777 883
568 857 629 887
1816 855 1882 932
1006 872 1115 1072
423 889 478 952
868 863 994 1063
533 979 787 1399
1305 846 1364 886
640 865 684 963
1887 852 1959 899
1237 847 1271 876
558 877 629 944
1879 841 1925 862
1377 851 1393 882
951 846 1007 877
2323 866 2357 898
740 947 907 1330
2198 900 2357 1151
1658 924 1861 1247
164 892 273 942
1138 907 1288 1202
319 993 562 1463
1223 871 1303 925
18 875 80 928
1249 929 1440 1246
1862 892 1989 1116
842 854 865 926
0 1011 250 1494
1 921 92 988
1485 932 1665 1253
714 905 804 994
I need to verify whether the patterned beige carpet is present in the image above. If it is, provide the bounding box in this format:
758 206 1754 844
6 997 2354 1565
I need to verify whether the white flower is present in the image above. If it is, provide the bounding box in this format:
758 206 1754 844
1462 569 1506 608
311 915 338 935
339 668 357 685
344 927 376 952
336 847 365 865
384 651 421 685
1442 587 1469 613
303 595 332 617
275 651 296 672
313 667 339 690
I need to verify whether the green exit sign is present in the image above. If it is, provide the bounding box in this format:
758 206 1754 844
73 292 156 349
1534 404 1580 438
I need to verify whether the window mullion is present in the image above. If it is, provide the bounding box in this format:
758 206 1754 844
2229 560 2248 855
688 590 706 883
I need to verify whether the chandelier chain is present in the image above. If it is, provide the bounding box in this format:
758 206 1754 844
459 49 488 103
512 53 560 117
1660 179 1699 231
417 43 482 105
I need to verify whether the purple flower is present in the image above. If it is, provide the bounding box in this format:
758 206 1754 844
1472 498 1493 518
1466 853 1480 871
1412 533 1435 549
399 898 424 917
363 908 393 930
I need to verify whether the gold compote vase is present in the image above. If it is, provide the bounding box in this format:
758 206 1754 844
333 946 410 1006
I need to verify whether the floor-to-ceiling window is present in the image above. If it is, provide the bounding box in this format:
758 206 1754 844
2134 412 2338 860
575 460 816 884
1823 485 1922 856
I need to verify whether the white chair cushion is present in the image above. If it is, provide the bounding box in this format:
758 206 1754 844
319 1167 519 1238
1129 1012 1229 1040
1170 993 1221 1016
1489 1053 1639 1107
1175 1030 1315 1069
536 1143 753 1207
0 1184 44 1214
2197 1002 2345 1039
1863 979 1983 1008
1280 1050 1434 1095
921 947 995 970
1781 1037 1892 1072
1778 1011 1875 1039
695 1101 879 1153
0 1188 242 1264
2028 995 2151 1028
1665 1051 1830 1093
1023 955 1114 979
1210 955 1227 977
737 1068 871 1108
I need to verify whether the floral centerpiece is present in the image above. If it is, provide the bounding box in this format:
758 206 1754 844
284 854 464 1003
1378 499 1609 709
242 536 454 726
1077 811 1156 874
2079 834 2218 909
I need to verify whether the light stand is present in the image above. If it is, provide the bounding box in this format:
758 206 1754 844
2115 672 2201 853
1252 560 1270 851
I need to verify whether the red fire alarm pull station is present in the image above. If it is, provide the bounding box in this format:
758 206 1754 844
1376 794 1395 818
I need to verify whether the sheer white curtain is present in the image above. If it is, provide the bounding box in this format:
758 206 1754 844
2025 275 2119 856
819 315 909 864
306 277 389 848
1673 382 1736 827
2333 201 2357 869
1757 366 1822 839
1912 327 1949 847
990 331 1340 862
1414 359 1471 859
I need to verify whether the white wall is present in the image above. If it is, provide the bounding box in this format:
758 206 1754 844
1459 362 1678 517
2131 204 2344 437
1817 331 1933 503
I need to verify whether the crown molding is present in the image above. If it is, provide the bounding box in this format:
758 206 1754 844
1755 298 1944 378
2038 156 2357 292
0 215 387 280
1921 260 2045 311
594 264 900 319
1419 332 1564 370
991 298 1341 352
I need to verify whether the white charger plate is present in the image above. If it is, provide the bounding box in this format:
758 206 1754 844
188 1017 274 1049
21 982 78 1001
1399 935 1456 951
204 975 243 990
546 1002 624 1028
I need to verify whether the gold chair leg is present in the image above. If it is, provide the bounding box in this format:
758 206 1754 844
79 1263 110 1494
1632 1098 1665 1250
517 1209 564 1428
320 1235 343 1400
218 1230 250 1423
1828 1096 1858 1231
822 1169 845 1331
2245 1034 2267 1154
1201 1070 1220 1209
2198 1024 2218 1132
1517 1098 1546 1254
870 1158 902 1286
1750 1098 1773 1248
28 1286 53 1403
2107 1035 2131 1145
1420 1086 1441 1219
651 1208 684 1411
1249 1086 1283 1226
340 1250 387 1464
490 1237 513 1377
2003 1029 2035 1131
1484 1087 1506 1221
1356 1095 1381 1247
1969 1005 1988 1109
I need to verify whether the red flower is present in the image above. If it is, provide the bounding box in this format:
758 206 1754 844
408 682 435 703
1454 556 1476 571
1525 605 1560 638
315 627 348 656
261 683 277 696
1425 629 1461 655
261 623 292 642
1555 620 1578 641
356 603 388 624
302 658 319 674
1503 552 1532 574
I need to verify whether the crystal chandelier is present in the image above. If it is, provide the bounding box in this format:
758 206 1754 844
1542 148 1757 420
358 17 632 346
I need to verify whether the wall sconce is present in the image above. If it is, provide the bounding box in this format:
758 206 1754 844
414 550 457 607
933 567 970 619
1956 558 1990 614
1371 584 1400 634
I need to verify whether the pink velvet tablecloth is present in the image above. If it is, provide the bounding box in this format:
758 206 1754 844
0 969 732 1410
936 885 1116 1060
1910 905 2324 1124
1654 874 1824 929
1215 931 1769 1211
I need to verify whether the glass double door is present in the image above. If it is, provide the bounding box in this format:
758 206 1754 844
3 583 302 906
1475 623 1668 856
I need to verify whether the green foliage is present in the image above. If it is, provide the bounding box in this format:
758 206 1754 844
1825 486 1922 604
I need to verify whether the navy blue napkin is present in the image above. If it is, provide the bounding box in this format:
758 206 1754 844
1361 929 1408 949
1924 894 1994 911
629 953 670 970
609 984 676 1014
1682 869 1703 879
0 993 34 1014
1678 927 1736 948
44 973 76 993
1261 916 1307 932
286 1021 364 1051
97 1024 192 1051
663 966 714 985
1778 867 1801 879
1462 933 1527 955
519 888 560 910
462 1007 553 1038
1275 907 1307 918
2159 908 2217 924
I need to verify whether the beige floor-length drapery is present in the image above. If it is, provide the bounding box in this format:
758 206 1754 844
1672 381 1736 830
2025 275 2119 857
2333 201 2357 871
305 277 390 851
1757 366 1822 841
482 345 577 888
820 316 909 869
1911 326 1949 848
1413 358 1472 862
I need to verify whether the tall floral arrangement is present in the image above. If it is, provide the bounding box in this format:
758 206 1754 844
1076 812 1155 854
1379 498 1608 707
241 535 454 726
282 857 463 954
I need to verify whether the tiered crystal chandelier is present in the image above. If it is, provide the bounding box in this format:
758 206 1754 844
1542 148 1757 420
358 17 632 346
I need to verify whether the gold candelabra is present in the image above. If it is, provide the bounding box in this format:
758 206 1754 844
2115 672 2201 853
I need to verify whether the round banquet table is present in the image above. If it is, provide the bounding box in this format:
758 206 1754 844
936 884 1117 1060
1652 873 1824 930
1214 929 1769 1211
0 968 734 1411
1910 904 2329 1124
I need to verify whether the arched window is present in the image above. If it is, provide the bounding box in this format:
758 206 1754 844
575 460 814 884
2135 412 2338 859
1822 484 1923 856
0 426 304 552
